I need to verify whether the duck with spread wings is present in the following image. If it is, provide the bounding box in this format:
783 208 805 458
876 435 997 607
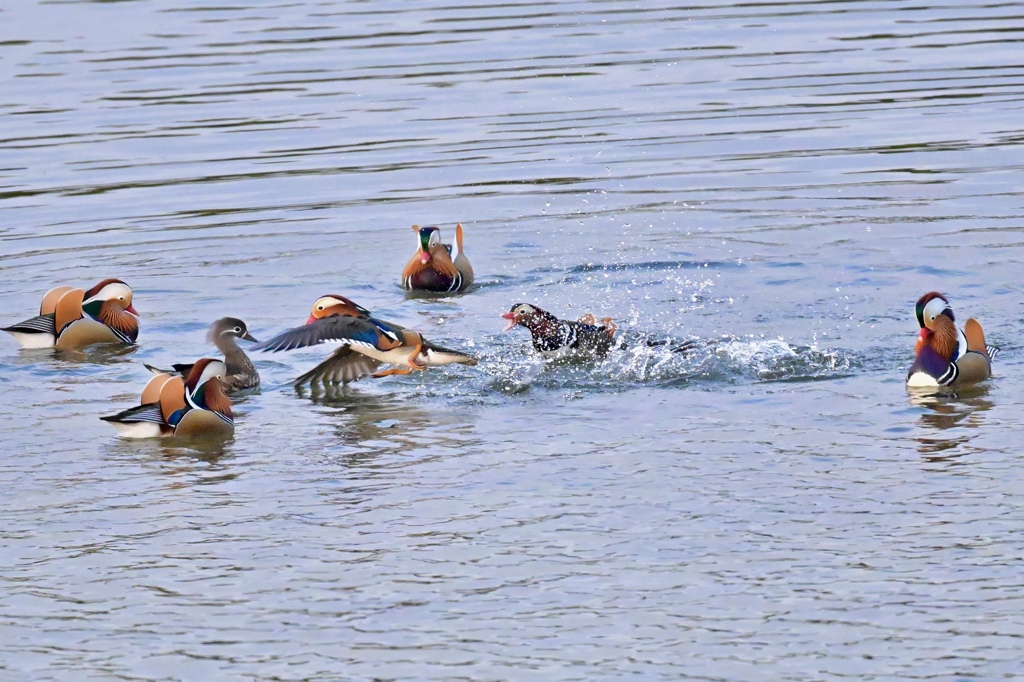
253 295 477 386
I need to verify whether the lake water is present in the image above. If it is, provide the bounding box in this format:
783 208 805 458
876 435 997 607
2 1 1023 679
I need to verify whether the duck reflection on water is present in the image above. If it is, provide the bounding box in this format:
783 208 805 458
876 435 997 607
907 386 993 462
300 388 475 461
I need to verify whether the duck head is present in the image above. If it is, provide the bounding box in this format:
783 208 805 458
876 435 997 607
914 292 958 360
207 317 257 343
414 225 442 264
185 358 233 417
83 278 138 315
185 358 228 392
501 303 555 332
307 295 373 324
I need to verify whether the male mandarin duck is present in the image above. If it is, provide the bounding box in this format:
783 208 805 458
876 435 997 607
906 292 999 388
101 359 234 438
253 294 477 386
144 317 260 391
501 303 619 358
500 303 697 359
401 224 474 292
3 279 138 349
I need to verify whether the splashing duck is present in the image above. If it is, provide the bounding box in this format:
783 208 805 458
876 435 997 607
401 224 474 293
101 359 234 438
501 303 619 358
144 317 260 391
906 292 999 388
253 294 477 386
3 279 139 349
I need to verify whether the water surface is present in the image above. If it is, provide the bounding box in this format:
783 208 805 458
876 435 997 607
2 1 1024 679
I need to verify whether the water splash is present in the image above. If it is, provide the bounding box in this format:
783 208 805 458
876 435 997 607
478 334 855 396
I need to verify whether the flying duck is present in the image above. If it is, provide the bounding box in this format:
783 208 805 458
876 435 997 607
144 317 260 391
101 359 234 438
907 292 999 388
3 279 138 349
253 294 477 386
401 224 474 293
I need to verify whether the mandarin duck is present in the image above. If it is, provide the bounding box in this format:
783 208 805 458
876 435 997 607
253 294 477 386
906 292 999 388
101 359 234 438
500 303 697 359
501 303 619 358
401 224 474 292
144 317 260 391
3 279 138 349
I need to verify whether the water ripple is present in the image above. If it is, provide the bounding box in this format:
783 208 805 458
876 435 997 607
3 0 1024 679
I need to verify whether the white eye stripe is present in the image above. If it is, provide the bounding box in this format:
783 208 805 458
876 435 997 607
922 297 949 322
87 283 133 303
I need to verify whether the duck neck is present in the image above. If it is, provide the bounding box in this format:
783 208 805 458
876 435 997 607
91 300 139 342
214 333 242 356
190 380 233 419
928 316 959 360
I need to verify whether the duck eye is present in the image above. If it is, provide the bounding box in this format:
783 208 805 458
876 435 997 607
234 327 242 333
317 305 324 310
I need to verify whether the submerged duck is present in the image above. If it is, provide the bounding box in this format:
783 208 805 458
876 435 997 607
401 224 474 293
907 292 999 388
3 279 139 349
144 317 260 391
101 359 234 438
501 303 619 358
253 294 478 386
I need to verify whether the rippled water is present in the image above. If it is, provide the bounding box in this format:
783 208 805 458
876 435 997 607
3 1 1024 679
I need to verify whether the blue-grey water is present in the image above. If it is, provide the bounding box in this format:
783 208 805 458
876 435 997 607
2 1 1024 679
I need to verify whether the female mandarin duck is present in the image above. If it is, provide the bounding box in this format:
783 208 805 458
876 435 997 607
144 317 260 391
101 359 234 438
253 294 477 386
907 292 999 388
3 279 138 349
501 303 619 358
401 224 474 292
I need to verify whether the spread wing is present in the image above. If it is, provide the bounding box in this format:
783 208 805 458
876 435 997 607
293 346 385 386
253 315 402 353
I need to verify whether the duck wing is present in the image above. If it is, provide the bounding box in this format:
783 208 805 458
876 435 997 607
101 402 165 424
143 362 194 378
567 321 615 355
224 351 260 390
293 346 386 386
253 315 403 353
3 312 57 336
